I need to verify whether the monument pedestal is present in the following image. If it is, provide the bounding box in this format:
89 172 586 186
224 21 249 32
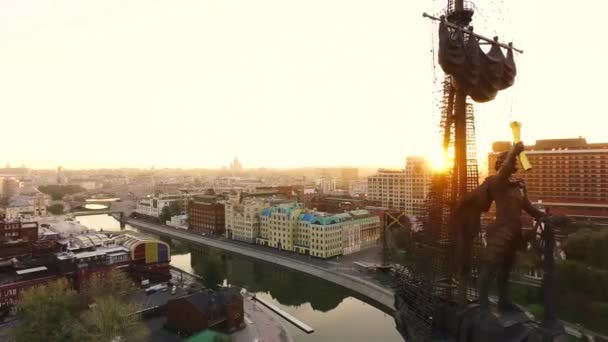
436 303 567 342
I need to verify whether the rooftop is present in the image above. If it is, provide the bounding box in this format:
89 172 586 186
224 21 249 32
492 138 608 153
178 287 241 314
298 209 374 226
261 202 304 218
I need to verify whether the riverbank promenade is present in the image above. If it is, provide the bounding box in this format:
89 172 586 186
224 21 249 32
123 217 396 312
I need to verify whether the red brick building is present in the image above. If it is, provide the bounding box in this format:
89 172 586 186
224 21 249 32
0 219 39 258
166 288 245 335
489 138 608 224
0 219 38 243
187 195 225 235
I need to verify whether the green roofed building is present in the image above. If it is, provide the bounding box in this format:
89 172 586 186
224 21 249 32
255 202 381 259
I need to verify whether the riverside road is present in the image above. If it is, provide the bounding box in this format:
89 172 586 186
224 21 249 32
122 217 396 312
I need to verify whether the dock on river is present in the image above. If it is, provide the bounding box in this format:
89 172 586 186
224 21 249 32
251 295 314 334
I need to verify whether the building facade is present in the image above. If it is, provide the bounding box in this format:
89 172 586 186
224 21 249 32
489 138 608 224
368 169 407 212
166 288 244 335
135 194 187 218
305 194 367 214
367 158 432 221
349 179 368 197
225 198 267 243
255 205 380 259
337 168 359 190
188 195 226 235
317 176 337 194
257 203 305 251
404 156 433 220
0 219 38 245
167 214 188 229
306 213 343 258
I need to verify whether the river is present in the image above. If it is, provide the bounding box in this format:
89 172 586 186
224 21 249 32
75 214 404 342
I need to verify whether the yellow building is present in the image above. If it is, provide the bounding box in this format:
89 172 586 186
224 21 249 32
307 214 343 259
256 204 380 259
256 203 305 252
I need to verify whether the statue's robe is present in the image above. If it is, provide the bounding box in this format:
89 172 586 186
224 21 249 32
451 178 493 302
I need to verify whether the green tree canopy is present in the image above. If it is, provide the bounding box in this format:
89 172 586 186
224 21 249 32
81 269 139 304
47 203 64 215
195 254 225 291
38 184 87 201
562 228 608 270
80 297 148 342
553 229 608 334
11 279 86 342
168 201 183 216
159 206 172 223
12 270 149 342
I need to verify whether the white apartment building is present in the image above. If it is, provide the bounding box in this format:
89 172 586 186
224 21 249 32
317 176 336 194
404 156 433 220
367 158 432 221
225 198 268 243
1 184 50 219
349 179 368 197
167 214 188 229
135 194 187 218
367 169 407 211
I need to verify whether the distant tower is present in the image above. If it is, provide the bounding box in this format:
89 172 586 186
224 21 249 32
230 156 243 176
57 166 66 184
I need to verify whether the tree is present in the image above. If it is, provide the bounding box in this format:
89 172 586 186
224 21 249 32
38 185 87 201
195 254 225 290
11 279 86 342
562 228 608 270
168 201 183 216
47 203 65 215
12 271 149 342
80 270 148 342
80 297 148 342
0 303 12 321
81 269 139 304
159 206 172 224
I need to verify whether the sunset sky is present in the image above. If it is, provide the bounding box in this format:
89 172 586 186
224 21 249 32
1 0 605 169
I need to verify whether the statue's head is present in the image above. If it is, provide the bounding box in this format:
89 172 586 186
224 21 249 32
495 151 518 173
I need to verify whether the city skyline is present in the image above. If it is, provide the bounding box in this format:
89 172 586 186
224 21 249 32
1 0 606 169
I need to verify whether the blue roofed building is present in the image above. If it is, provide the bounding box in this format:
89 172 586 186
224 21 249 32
252 204 381 259
256 202 306 252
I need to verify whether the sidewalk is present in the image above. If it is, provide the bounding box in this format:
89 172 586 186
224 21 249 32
232 297 292 342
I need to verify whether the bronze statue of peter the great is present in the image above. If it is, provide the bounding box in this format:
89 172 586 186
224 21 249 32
478 141 545 314
452 141 545 315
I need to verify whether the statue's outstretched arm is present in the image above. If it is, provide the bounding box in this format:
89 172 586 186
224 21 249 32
522 182 544 220
498 142 524 180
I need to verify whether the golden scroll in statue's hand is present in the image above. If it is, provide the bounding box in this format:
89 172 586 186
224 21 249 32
510 121 532 171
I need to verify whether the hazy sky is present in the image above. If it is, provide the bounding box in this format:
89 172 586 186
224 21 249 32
1 0 606 169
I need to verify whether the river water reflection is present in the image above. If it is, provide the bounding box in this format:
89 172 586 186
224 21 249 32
75 214 403 342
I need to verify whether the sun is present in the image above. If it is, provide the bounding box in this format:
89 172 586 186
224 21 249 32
427 147 452 173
